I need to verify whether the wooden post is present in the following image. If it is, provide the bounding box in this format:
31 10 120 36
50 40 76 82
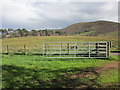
74 43 77 57
107 42 110 57
34 45 36 52
67 43 69 54
95 43 98 54
46 44 50 55
34 45 37 55
7 45 9 54
43 43 44 57
109 41 112 48
47 45 49 53
45 44 47 56
24 44 27 55
13 46 15 54
89 42 90 57
61 43 62 49
60 43 62 56
34 45 37 49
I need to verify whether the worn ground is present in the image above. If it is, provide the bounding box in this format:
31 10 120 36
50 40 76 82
68 61 119 88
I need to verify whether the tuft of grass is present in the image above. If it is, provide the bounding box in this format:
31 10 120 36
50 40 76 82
108 55 120 61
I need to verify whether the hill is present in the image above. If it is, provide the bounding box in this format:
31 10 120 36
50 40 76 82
57 20 119 36
1 20 119 38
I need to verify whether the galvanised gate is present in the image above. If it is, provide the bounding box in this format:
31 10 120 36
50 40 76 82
43 41 110 58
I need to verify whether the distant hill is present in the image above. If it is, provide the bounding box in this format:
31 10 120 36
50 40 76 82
56 20 119 36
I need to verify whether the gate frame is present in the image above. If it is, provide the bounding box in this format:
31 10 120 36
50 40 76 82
43 41 110 58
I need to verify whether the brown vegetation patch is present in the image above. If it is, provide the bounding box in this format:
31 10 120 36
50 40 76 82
69 61 119 79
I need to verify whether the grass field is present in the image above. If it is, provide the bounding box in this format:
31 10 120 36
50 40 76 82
2 35 119 89
2 35 118 46
2 54 119 88
2 35 119 54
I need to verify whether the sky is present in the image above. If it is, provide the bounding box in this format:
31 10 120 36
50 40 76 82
0 0 118 30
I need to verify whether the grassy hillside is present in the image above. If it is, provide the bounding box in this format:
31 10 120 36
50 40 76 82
58 20 119 35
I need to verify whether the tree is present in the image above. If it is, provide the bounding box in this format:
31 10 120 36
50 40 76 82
30 30 38 36
16 29 24 37
0 29 7 35
8 28 14 37
37 30 42 36
8 28 14 33
54 31 64 36
44 29 48 36
22 28 29 36
0 29 8 38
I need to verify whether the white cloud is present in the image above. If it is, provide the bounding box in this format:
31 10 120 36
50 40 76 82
3 1 40 28
0 2 2 28
1 1 118 30
3 0 119 2
98 3 118 22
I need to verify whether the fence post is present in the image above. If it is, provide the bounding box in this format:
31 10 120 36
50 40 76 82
34 45 37 49
67 43 69 54
34 45 37 55
43 43 44 57
74 42 77 57
60 43 62 57
45 44 47 56
95 43 98 54
89 42 90 57
107 42 110 57
24 44 27 55
109 41 112 48
13 46 15 54
61 43 62 49
7 45 9 54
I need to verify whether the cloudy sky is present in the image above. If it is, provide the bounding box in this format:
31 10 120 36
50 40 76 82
1 0 118 30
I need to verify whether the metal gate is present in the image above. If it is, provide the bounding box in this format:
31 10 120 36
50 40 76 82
43 41 110 58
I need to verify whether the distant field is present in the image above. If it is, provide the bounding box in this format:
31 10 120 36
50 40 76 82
2 35 118 54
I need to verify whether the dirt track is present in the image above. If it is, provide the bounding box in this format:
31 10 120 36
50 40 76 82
68 61 119 88
70 61 119 79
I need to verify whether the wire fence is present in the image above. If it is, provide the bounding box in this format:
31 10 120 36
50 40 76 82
2 44 43 55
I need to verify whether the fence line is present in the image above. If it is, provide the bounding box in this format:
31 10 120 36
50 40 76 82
2 41 112 57
3 44 43 55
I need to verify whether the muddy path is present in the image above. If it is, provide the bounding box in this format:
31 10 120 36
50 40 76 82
68 61 119 88
47 61 119 88
40 60 120 89
70 61 119 78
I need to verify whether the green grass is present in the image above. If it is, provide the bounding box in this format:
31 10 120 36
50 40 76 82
2 55 119 88
77 31 95 36
109 55 120 61
98 69 118 85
